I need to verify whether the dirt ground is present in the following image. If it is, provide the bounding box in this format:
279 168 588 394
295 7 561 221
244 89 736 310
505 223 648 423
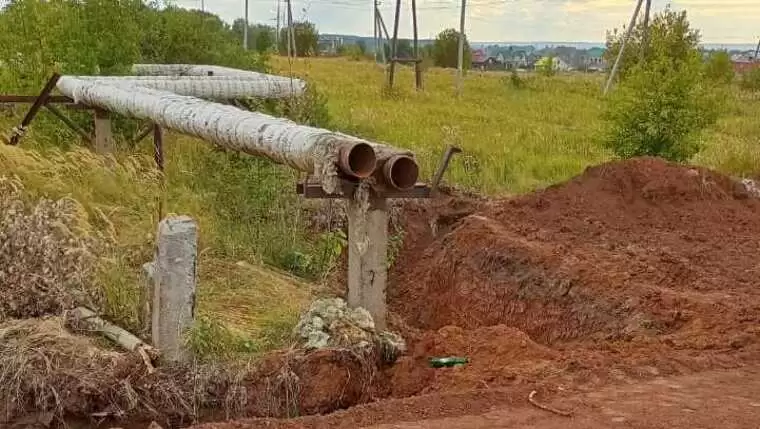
191 157 760 429
194 365 760 429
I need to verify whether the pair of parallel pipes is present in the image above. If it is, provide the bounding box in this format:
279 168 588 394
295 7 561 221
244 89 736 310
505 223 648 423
56 65 420 192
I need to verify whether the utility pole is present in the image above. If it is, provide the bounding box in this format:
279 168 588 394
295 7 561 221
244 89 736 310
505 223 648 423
377 6 390 64
201 0 205 12
456 0 466 96
286 0 296 58
640 0 652 61
388 0 402 88
603 0 644 96
276 0 281 52
412 0 421 90
243 0 249 50
374 0 379 63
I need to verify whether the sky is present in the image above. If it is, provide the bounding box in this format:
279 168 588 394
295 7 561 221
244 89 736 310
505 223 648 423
175 0 759 44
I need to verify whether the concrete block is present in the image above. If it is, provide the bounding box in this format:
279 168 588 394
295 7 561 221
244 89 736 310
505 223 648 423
152 215 197 363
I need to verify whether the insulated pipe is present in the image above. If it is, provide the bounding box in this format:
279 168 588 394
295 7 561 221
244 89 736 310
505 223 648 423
70 76 305 99
57 77 380 192
381 154 419 190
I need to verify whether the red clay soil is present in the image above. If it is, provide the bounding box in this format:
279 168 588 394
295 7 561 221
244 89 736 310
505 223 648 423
194 365 760 429
192 157 760 429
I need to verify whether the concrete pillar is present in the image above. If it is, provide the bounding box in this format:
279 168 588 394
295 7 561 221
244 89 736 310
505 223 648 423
347 196 388 330
93 108 114 154
152 216 197 363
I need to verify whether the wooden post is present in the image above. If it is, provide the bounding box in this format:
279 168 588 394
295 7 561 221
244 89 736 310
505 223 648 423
456 0 467 96
93 108 114 154
347 196 388 331
412 0 422 90
152 215 197 363
388 0 402 89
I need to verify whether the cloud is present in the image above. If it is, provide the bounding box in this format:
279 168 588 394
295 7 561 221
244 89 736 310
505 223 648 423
173 0 758 43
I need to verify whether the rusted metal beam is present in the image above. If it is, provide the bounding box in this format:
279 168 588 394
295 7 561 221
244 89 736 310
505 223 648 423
0 95 74 103
296 180 430 199
153 124 164 172
44 104 93 143
8 73 61 145
430 145 462 195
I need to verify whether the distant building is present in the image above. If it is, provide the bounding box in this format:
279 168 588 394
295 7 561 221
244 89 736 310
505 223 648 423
471 49 504 71
733 59 760 74
318 35 344 55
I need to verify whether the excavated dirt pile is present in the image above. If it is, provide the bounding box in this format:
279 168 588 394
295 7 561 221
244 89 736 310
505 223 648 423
386 157 760 394
189 157 760 429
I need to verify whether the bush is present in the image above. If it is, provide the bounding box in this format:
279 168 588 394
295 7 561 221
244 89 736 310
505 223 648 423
740 68 760 91
604 54 723 162
704 51 735 85
605 8 701 82
0 177 101 321
603 8 725 163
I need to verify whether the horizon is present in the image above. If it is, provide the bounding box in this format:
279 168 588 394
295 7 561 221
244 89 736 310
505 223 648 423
174 0 759 46
316 34 758 49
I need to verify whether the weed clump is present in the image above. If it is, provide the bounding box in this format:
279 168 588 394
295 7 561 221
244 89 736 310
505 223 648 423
0 177 102 321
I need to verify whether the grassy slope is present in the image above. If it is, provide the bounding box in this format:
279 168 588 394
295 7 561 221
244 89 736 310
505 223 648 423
274 57 760 192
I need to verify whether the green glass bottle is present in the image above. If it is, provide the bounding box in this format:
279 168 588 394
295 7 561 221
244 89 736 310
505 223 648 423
428 357 469 368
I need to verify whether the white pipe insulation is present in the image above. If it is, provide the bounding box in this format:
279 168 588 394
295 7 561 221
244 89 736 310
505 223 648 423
69 75 304 99
56 76 378 193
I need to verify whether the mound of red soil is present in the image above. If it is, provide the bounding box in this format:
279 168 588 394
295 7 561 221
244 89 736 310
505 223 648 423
387 325 558 397
390 158 760 349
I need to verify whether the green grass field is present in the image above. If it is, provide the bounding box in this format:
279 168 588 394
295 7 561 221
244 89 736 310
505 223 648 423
3 57 760 359
275 57 760 192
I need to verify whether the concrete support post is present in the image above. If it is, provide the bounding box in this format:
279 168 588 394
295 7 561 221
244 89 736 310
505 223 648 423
347 196 388 330
152 215 197 363
93 108 114 154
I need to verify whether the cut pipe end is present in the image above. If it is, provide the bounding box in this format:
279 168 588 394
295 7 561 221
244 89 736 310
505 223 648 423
339 142 377 179
383 155 419 191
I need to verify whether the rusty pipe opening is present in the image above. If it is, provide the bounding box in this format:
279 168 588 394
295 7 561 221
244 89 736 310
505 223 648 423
338 142 377 179
382 155 419 191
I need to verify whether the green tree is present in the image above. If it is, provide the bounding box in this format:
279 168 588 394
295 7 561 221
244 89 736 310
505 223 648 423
432 28 469 69
703 51 734 85
536 56 556 77
232 20 276 54
278 21 319 57
604 11 723 162
605 7 700 81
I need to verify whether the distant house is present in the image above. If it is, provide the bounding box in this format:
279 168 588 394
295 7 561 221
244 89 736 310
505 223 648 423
582 47 607 72
471 49 504 71
733 59 760 74
537 56 572 72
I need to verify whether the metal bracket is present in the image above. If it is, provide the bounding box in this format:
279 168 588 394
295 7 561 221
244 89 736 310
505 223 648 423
7 73 61 145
